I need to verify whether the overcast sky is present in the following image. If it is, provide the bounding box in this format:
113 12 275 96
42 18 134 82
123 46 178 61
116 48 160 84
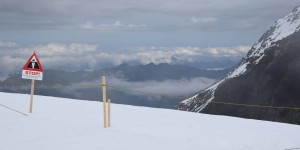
0 0 299 77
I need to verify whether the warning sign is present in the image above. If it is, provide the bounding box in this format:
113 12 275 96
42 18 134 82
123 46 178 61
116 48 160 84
22 52 43 80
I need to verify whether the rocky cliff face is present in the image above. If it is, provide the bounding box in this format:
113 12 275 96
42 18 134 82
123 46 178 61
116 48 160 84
177 6 300 124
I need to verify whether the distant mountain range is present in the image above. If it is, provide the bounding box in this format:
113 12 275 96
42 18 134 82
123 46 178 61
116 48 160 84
177 6 300 124
110 63 232 81
0 63 232 108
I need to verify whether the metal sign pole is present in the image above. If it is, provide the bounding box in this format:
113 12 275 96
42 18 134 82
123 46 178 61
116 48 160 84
29 79 35 113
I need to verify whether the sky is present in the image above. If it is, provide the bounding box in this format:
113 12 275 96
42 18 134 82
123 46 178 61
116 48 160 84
0 0 299 78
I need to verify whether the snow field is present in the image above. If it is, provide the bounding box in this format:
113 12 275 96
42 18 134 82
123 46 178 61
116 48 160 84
1 92 300 150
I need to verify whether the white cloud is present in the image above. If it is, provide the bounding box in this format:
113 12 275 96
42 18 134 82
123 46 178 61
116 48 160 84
0 43 100 78
34 44 249 68
80 21 147 31
48 76 216 99
206 46 250 56
0 42 250 79
80 22 95 30
107 77 216 96
0 55 24 80
190 16 218 24
23 43 98 56
133 45 251 64
0 41 17 47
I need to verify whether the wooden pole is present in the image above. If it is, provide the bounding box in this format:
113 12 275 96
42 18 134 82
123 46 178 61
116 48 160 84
29 79 35 113
108 99 111 127
102 76 107 128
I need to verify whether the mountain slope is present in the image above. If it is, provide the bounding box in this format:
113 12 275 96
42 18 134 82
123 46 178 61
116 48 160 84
177 6 300 124
1 92 300 150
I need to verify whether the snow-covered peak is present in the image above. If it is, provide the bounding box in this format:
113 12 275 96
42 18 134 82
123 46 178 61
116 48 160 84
248 6 300 64
180 6 300 107
229 6 300 78
272 6 300 40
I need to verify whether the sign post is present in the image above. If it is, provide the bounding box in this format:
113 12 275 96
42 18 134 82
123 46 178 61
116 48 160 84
29 79 35 113
108 99 111 127
102 76 107 128
22 51 43 113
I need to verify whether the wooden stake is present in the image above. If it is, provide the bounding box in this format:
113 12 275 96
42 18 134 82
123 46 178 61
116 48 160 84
102 76 107 128
108 99 111 127
29 79 35 113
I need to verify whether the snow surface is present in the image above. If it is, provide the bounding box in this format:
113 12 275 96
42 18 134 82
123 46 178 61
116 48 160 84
1 92 300 150
228 62 249 78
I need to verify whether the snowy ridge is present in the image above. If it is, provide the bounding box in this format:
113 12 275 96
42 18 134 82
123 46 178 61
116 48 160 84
181 6 300 108
248 6 300 64
228 62 249 78
187 61 247 110
195 79 225 112
230 6 300 78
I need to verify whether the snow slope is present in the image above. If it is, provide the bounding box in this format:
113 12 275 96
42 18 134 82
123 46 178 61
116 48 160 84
1 92 300 150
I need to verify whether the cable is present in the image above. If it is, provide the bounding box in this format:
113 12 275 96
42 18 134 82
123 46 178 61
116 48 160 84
0 103 28 116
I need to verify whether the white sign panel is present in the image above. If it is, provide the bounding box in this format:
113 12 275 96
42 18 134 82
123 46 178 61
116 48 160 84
22 70 43 80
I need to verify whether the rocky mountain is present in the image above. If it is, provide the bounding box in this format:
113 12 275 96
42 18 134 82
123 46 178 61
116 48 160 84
177 6 300 124
1 63 231 108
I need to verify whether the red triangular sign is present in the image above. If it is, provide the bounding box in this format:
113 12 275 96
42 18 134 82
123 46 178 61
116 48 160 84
23 52 43 71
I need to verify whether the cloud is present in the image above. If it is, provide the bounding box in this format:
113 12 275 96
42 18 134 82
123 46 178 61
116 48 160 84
205 46 250 55
190 17 218 24
0 41 17 47
133 46 251 64
80 21 147 31
23 43 98 56
107 77 216 96
70 77 216 96
0 0 294 18
24 43 118 70
0 0 298 54
25 76 216 101
0 42 251 77
0 55 24 80
0 0 298 32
